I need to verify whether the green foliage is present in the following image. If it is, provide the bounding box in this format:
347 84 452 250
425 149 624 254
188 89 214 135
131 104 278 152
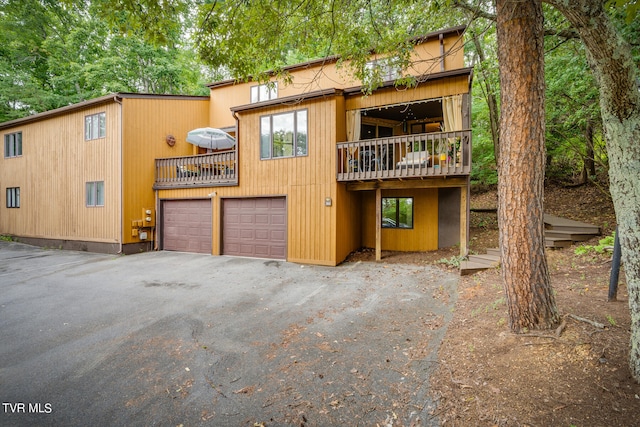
0 0 208 122
574 231 616 256
0 235 14 242
194 0 466 88
437 255 465 268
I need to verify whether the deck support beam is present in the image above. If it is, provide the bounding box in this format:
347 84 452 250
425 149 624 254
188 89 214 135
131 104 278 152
460 183 469 257
376 188 382 261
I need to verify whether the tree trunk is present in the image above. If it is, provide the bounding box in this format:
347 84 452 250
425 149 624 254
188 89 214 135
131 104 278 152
545 0 640 382
496 0 559 332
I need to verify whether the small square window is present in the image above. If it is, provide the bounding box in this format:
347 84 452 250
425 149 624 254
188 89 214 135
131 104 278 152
85 113 106 140
382 197 413 229
6 187 20 208
4 132 22 158
86 181 104 207
250 83 278 103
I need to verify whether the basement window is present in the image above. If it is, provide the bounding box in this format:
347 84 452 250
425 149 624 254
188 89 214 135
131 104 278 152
382 197 413 229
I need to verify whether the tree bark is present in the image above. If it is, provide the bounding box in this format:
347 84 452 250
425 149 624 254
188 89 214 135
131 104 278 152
496 0 559 332
545 0 640 382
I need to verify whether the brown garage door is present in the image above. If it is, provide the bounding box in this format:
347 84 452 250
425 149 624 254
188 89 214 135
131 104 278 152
162 199 212 254
222 197 286 259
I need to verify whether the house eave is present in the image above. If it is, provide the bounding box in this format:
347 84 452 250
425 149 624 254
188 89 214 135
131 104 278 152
230 88 343 113
0 93 209 131
343 67 475 96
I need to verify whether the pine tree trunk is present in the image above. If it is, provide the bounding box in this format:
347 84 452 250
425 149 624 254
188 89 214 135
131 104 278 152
545 0 640 383
496 0 559 332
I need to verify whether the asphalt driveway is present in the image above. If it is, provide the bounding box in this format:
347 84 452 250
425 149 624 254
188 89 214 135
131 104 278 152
0 241 458 427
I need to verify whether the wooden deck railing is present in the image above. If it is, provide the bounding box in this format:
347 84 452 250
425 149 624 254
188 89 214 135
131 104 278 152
154 151 238 189
336 130 472 182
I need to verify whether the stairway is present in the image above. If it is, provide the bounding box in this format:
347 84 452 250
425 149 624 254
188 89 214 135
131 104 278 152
543 214 601 248
459 248 500 276
459 214 601 275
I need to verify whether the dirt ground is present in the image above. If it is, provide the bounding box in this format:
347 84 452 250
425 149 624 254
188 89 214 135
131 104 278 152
347 184 640 426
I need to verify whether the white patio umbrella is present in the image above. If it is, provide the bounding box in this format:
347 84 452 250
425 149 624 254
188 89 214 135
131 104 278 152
186 127 235 150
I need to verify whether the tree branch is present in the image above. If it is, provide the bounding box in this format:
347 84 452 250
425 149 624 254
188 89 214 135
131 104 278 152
452 0 579 39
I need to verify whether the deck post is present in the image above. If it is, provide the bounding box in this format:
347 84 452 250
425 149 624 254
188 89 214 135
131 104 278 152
376 188 382 261
460 183 469 257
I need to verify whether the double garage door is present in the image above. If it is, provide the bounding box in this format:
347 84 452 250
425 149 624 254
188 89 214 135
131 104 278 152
162 197 286 259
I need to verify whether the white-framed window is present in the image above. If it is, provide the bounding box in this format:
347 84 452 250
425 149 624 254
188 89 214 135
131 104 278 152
382 197 414 229
250 82 278 103
85 112 106 140
6 187 20 208
4 132 22 158
260 109 308 160
86 181 104 207
365 58 402 83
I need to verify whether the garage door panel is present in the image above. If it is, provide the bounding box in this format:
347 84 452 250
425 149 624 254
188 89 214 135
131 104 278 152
270 230 286 241
255 214 269 224
163 200 212 254
223 197 286 260
255 230 269 240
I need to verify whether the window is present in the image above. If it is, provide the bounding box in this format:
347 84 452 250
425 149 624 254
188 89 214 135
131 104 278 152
4 132 22 158
86 181 104 207
260 110 308 159
365 58 402 84
85 112 106 140
382 197 413 229
250 82 278 103
6 187 20 208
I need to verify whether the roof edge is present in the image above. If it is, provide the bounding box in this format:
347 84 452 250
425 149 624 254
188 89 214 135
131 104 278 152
0 93 209 131
343 67 474 96
231 88 343 113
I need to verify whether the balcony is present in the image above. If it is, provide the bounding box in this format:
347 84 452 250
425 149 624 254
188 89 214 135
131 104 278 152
336 130 471 182
154 151 237 189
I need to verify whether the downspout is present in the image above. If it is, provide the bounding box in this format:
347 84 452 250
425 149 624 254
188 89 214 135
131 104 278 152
114 94 123 254
232 111 240 185
154 189 159 251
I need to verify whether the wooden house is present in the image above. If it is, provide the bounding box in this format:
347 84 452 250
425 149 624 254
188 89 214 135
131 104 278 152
155 25 472 265
0 94 209 254
1 25 472 266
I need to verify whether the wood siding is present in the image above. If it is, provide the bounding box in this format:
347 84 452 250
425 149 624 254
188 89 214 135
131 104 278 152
345 75 470 112
160 95 346 265
0 101 122 243
361 188 439 251
120 97 209 245
209 32 466 130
